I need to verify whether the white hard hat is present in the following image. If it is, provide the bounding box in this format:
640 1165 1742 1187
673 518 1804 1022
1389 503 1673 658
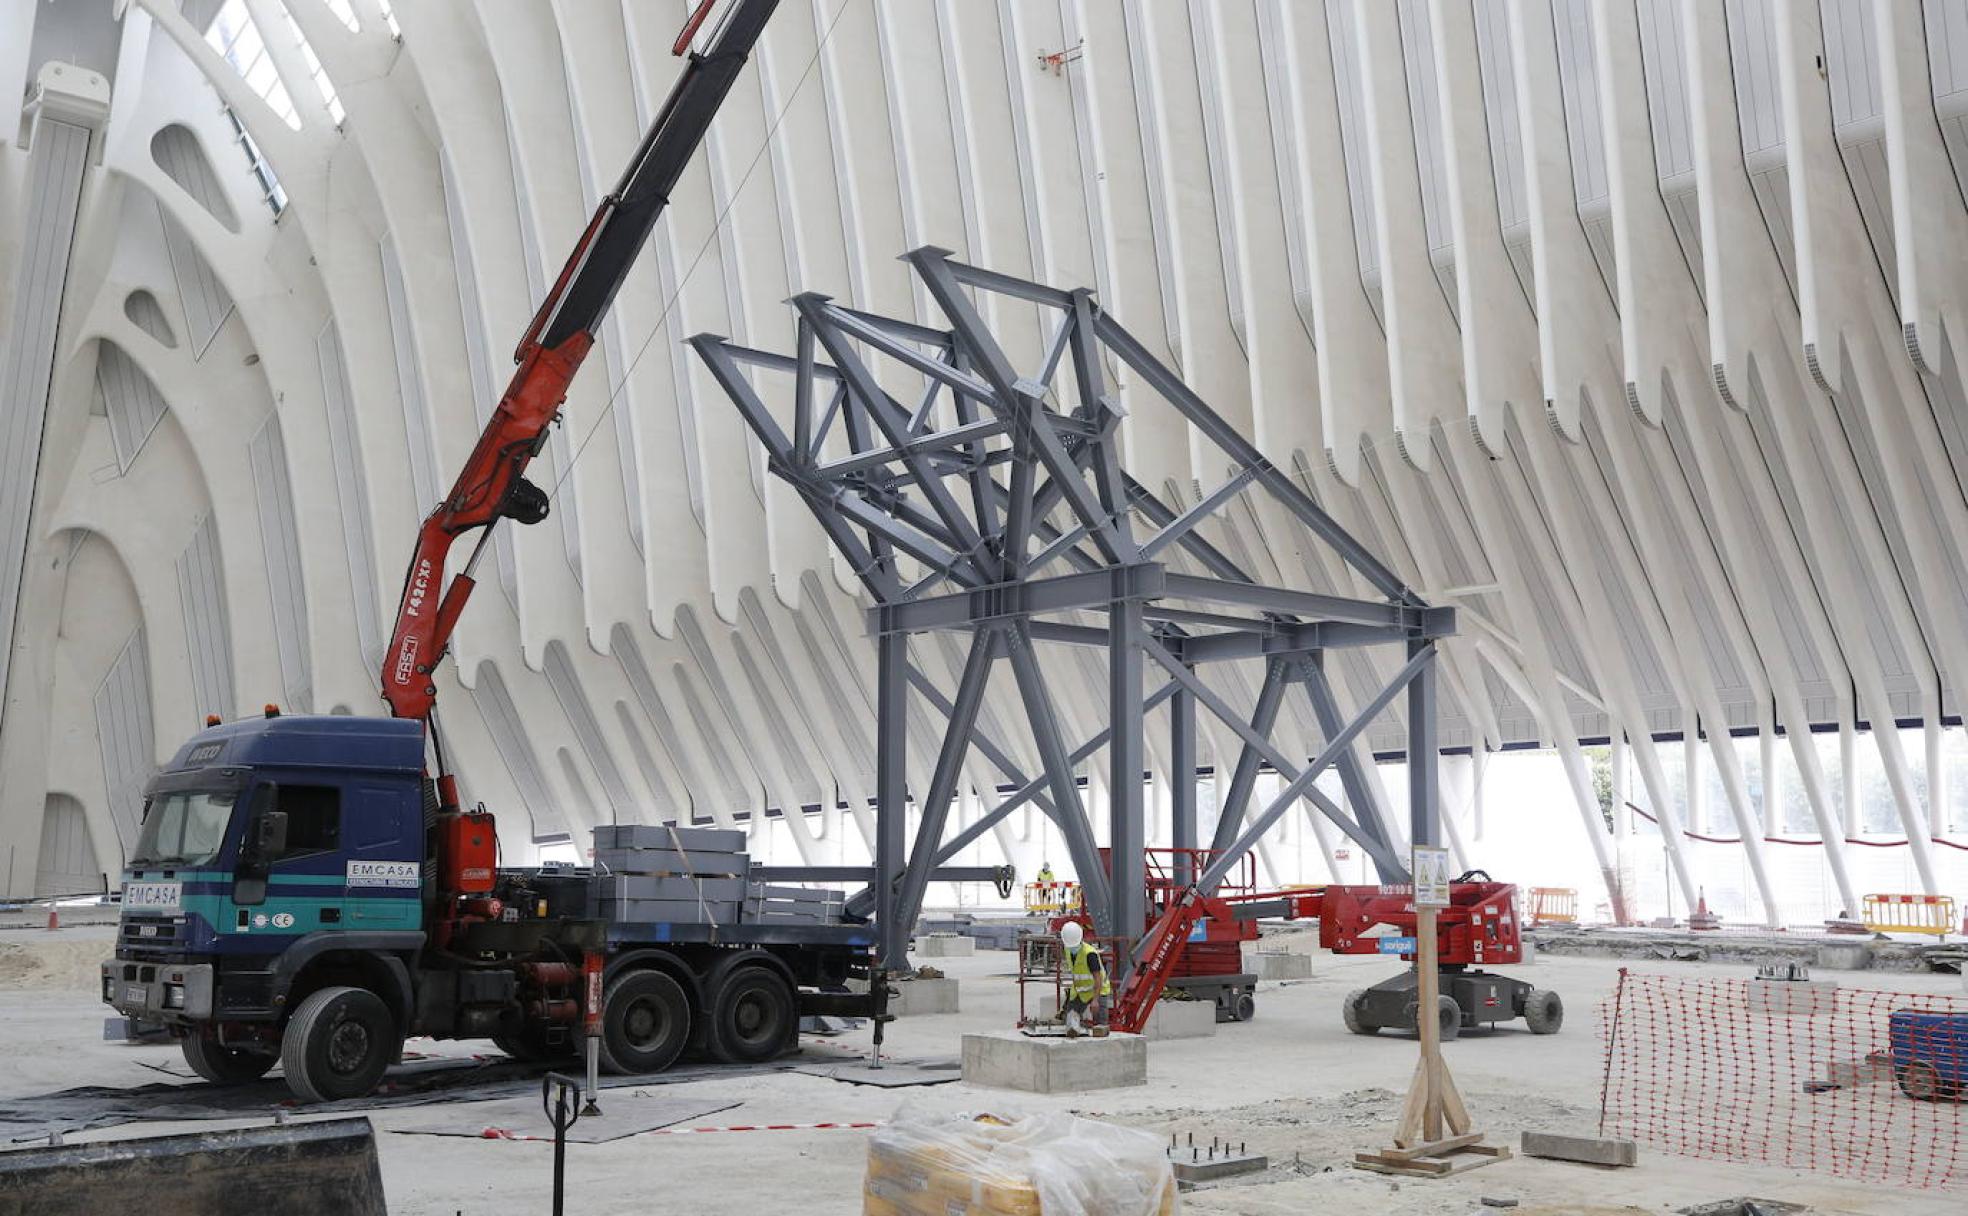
1059 921 1084 949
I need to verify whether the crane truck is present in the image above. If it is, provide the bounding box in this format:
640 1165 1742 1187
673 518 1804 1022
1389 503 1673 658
98 0 895 1104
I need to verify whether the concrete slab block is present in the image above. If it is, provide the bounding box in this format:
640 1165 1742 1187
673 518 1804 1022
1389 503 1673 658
914 934 975 958
1243 950 1312 980
1519 1130 1637 1167
1813 942 1873 971
961 1031 1147 1093
1139 999 1216 1041
1746 977 1838 1016
891 977 959 1016
1168 1150 1266 1182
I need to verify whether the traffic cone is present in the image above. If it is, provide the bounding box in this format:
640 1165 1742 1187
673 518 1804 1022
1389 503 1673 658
1687 889 1721 931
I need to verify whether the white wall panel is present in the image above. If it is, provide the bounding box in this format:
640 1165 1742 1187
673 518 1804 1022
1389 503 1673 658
0 116 90 713
92 629 155 852
316 321 382 668
175 513 234 724
35 793 98 895
96 339 168 471
248 410 312 710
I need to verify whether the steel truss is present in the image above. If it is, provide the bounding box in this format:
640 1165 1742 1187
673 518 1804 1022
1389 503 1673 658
693 248 1453 971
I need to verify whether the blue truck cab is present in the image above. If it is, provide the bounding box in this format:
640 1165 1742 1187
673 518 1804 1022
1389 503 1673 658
102 716 427 1065
103 712 886 1104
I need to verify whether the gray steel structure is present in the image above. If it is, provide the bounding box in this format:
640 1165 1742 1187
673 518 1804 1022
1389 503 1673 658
692 249 1452 972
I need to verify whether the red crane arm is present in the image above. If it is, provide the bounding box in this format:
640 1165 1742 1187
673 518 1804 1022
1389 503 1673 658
377 0 778 725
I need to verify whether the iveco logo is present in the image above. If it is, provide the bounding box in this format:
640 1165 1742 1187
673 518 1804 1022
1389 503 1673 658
405 558 434 617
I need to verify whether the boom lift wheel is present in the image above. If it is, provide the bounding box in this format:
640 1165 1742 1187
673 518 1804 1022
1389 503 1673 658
1230 988 1256 1023
1342 989 1379 1036
181 1033 276 1085
705 962 796 1065
281 985 399 1102
1522 988 1564 1035
1433 994 1462 1042
599 969 691 1075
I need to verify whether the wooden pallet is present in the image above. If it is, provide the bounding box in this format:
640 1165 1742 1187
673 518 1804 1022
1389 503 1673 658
1353 1134 1510 1178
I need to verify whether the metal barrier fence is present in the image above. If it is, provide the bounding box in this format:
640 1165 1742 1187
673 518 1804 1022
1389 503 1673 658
1862 893 1956 937
1022 882 1082 917
1527 887 1578 926
1598 970 1967 1190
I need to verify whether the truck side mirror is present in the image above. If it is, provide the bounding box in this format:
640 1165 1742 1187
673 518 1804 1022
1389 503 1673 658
255 810 288 859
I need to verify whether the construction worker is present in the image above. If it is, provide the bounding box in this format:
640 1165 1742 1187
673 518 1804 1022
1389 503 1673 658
1036 860 1055 887
1057 920 1109 1036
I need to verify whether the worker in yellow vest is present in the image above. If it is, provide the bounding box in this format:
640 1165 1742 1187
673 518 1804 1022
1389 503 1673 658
1058 920 1109 1036
1036 860 1055 887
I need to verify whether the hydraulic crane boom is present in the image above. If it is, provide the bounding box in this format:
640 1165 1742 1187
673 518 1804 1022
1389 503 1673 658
381 0 777 745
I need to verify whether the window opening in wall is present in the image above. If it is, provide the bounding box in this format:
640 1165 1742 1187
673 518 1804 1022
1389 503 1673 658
222 107 287 216
203 0 301 130
283 11 346 126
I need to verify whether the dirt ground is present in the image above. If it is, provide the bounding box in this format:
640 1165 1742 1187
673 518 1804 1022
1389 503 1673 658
1 922 1963 1214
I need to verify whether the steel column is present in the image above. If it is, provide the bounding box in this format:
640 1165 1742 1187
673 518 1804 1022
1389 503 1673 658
1109 597 1147 959
875 632 910 969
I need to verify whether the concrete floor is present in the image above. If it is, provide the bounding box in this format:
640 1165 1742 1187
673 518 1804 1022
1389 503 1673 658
1 922 1963 1214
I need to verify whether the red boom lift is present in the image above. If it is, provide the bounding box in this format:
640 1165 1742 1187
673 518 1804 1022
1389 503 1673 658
1066 856 1561 1040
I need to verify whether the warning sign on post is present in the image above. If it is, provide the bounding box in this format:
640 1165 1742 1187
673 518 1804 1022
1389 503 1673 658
1412 845 1451 908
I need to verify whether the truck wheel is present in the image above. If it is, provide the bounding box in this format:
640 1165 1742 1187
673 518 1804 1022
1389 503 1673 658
1522 988 1564 1035
706 964 795 1065
1342 989 1379 1035
281 986 398 1103
182 1034 275 1085
1897 1061 1951 1102
600 970 691 1075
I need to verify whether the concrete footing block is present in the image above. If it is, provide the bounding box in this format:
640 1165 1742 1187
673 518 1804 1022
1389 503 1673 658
1747 977 1837 1016
1243 950 1313 980
1139 999 1217 1041
914 933 975 958
960 1031 1147 1093
1519 1130 1637 1167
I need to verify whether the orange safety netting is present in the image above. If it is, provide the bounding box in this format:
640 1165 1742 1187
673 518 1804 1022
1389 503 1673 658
1598 970 1968 1190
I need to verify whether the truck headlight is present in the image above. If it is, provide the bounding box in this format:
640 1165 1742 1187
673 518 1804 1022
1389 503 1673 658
164 984 185 1010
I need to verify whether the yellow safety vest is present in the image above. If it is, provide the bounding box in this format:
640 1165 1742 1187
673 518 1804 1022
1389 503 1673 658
1064 942 1110 1000
1037 867 1055 886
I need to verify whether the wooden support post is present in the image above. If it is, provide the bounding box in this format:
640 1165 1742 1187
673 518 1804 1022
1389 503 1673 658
1357 846 1506 1179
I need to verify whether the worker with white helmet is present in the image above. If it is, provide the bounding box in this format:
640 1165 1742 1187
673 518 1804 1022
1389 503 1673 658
1057 920 1109 1036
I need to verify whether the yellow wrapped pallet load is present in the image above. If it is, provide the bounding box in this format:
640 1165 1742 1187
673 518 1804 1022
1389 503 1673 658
864 1107 1178 1216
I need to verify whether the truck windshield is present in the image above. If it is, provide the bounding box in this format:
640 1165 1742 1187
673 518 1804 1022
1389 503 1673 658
130 791 238 868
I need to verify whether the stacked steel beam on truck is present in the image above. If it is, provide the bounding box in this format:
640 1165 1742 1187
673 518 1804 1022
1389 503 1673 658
589 825 846 927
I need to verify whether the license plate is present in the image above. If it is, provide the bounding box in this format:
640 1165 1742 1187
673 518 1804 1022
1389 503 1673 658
122 985 148 1007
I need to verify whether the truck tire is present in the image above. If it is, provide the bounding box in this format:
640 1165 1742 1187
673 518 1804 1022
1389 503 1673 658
1342 989 1379 1035
280 986 398 1103
182 1034 276 1085
599 970 691 1075
705 963 795 1065
1522 988 1564 1035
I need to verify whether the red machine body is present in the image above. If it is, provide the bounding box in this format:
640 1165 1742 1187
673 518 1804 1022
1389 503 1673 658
1105 875 1525 1034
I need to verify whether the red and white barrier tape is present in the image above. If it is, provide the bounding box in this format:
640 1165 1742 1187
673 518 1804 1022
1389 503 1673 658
475 1120 883 1142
